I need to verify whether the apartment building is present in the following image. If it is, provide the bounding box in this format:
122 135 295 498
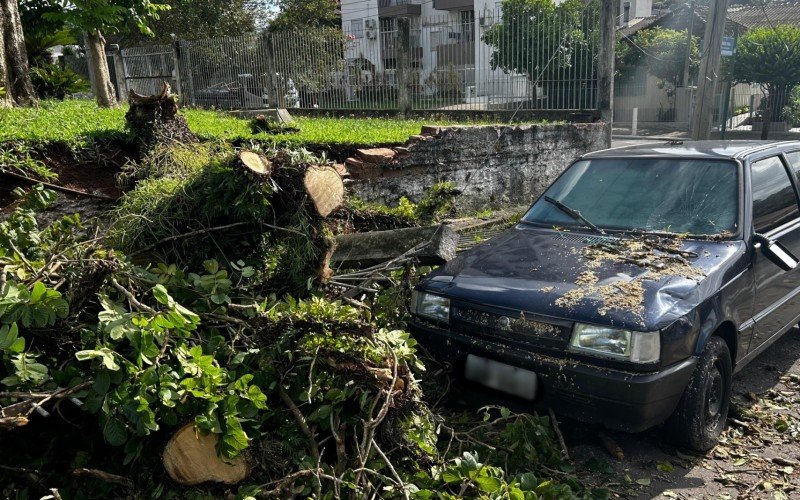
340 0 528 106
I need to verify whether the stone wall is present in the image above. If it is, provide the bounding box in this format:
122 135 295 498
343 123 609 212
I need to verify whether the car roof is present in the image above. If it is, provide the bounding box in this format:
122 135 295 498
582 140 800 161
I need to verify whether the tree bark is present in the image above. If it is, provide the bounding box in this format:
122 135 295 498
84 31 118 108
0 0 36 106
0 9 13 108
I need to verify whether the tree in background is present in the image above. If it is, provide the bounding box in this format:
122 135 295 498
52 0 169 108
616 27 698 117
732 25 800 139
268 0 340 31
1 0 37 106
19 0 75 67
481 0 597 107
109 0 265 45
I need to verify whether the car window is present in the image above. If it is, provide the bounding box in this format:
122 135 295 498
522 158 738 236
751 156 799 233
787 151 800 179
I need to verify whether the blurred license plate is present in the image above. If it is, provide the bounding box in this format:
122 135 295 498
464 355 538 400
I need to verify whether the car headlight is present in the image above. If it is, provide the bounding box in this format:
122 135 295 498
411 291 450 323
570 323 660 363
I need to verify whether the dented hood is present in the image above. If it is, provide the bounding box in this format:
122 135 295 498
420 225 748 331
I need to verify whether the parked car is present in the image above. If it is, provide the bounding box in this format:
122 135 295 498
409 141 800 451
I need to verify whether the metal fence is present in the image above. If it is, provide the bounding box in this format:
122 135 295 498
120 45 175 97
614 77 799 134
115 5 599 112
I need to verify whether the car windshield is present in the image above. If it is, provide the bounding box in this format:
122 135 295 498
522 158 739 236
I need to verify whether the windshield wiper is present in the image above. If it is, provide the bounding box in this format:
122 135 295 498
543 196 605 235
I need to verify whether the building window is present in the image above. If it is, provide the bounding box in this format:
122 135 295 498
461 10 475 41
350 18 365 39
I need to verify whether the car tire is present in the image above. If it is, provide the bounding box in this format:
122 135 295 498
664 336 732 452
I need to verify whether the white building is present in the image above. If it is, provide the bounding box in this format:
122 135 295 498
340 0 532 107
619 0 653 27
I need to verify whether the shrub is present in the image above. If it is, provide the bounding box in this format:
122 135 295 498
31 64 89 100
784 86 800 127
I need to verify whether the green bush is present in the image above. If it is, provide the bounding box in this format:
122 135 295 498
30 64 89 100
784 86 800 127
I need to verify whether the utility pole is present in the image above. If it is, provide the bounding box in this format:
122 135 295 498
597 0 616 147
690 0 729 140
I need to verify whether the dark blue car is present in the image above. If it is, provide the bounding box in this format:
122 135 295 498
409 141 800 451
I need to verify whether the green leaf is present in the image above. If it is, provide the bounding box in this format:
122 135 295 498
221 415 249 458
93 370 111 395
75 348 120 371
474 475 502 493
636 478 652 486
247 385 267 409
152 284 171 306
656 461 674 472
29 281 46 302
441 470 461 484
104 418 128 446
0 323 19 351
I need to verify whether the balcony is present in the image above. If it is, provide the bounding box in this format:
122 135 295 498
378 0 422 17
433 0 473 10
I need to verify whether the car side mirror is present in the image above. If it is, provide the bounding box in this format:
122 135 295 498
754 234 799 271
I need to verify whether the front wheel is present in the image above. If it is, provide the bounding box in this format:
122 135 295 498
664 336 732 451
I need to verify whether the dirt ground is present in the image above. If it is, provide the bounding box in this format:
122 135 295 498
564 329 800 499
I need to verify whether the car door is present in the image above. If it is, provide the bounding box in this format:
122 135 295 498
749 154 800 352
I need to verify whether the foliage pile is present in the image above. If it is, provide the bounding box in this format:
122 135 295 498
0 181 608 498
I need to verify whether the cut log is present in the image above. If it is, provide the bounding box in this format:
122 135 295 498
331 224 458 269
355 147 396 165
163 423 249 486
303 166 344 218
236 151 272 179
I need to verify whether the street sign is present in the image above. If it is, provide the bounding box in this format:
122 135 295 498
721 36 735 56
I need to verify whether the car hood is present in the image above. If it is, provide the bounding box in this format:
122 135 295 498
420 225 748 331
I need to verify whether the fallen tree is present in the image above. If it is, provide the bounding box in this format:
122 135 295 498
0 90 608 499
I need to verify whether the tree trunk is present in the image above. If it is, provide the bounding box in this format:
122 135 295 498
761 86 774 140
0 10 13 108
0 0 36 106
84 31 118 108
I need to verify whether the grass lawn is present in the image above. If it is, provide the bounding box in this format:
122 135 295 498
0 99 510 146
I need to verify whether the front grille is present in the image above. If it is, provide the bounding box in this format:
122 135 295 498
451 306 571 347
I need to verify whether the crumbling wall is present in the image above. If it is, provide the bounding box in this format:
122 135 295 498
343 123 609 211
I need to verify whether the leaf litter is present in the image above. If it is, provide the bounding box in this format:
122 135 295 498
555 234 706 318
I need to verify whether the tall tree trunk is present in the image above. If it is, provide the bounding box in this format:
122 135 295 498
0 0 36 106
84 31 118 108
0 8 13 108
761 86 774 140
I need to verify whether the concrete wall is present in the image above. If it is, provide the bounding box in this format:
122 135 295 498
344 122 609 211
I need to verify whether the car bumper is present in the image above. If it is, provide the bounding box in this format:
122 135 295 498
410 320 697 433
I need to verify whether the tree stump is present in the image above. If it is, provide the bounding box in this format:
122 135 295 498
125 82 197 150
162 424 250 486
